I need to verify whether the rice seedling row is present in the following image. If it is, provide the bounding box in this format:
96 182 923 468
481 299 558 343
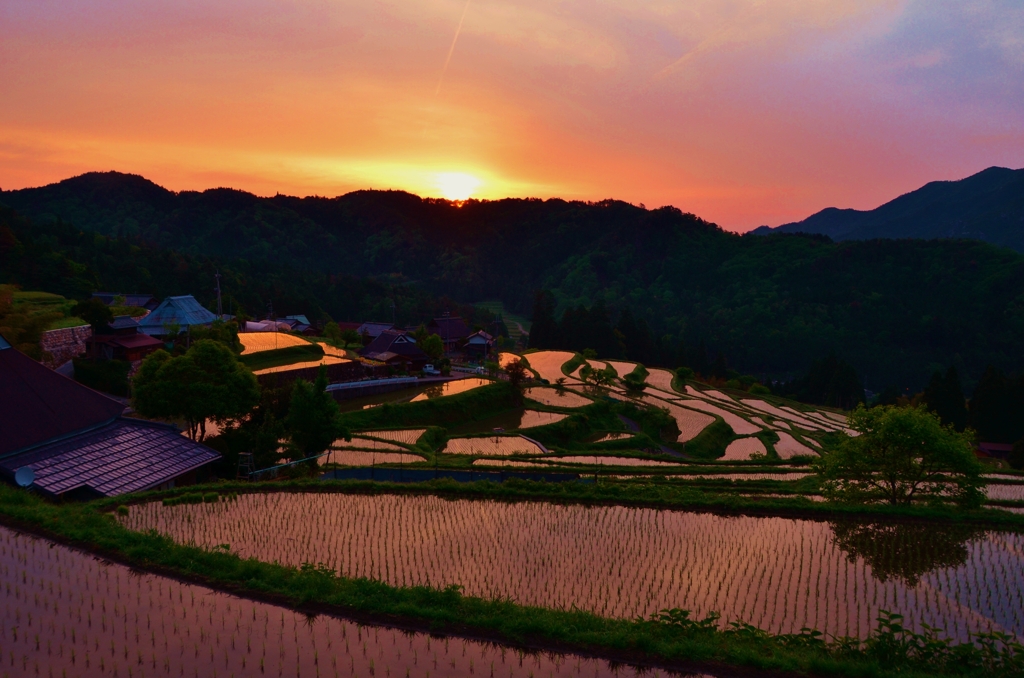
353 429 427 445
0 526 647 678
334 438 410 452
323 450 427 466
122 493 1024 640
410 378 492 401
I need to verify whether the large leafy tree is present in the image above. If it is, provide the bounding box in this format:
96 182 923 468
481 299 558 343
814 405 983 508
133 339 260 441
286 366 348 459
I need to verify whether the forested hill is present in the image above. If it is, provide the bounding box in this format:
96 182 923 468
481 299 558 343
4 171 1024 388
753 166 1024 252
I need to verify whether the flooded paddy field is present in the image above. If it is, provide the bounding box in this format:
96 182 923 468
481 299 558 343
335 378 493 413
122 493 1024 641
0 526 714 678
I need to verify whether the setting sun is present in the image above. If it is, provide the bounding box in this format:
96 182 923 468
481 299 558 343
435 172 482 201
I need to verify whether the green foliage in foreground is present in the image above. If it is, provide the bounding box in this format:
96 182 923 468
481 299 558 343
0 483 1020 678
72 357 131 396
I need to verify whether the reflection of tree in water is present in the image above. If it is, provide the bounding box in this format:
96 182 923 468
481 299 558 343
830 521 984 586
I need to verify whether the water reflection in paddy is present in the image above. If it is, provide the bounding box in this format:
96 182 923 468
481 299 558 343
0 527 714 678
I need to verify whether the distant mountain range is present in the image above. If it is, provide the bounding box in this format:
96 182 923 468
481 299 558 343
752 167 1024 252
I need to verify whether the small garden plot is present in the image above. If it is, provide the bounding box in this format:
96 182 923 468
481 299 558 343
324 450 426 465
524 387 592 408
640 395 714 442
671 397 762 435
444 435 545 456
0 527 619 678
122 494 1024 639
520 409 569 428
544 455 683 467
774 431 818 459
238 332 311 354
354 429 426 444
411 377 492 401
742 399 829 431
252 354 350 375
721 437 768 461
523 350 577 382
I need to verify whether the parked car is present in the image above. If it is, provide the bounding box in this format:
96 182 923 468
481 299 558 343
422 364 440 376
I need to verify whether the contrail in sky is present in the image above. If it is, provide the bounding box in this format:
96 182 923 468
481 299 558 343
435 0 473 96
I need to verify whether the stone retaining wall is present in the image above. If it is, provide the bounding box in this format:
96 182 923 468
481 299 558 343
40 325 91 369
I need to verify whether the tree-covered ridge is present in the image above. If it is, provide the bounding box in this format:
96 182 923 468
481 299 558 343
4 171 1024 388
0 205 483 329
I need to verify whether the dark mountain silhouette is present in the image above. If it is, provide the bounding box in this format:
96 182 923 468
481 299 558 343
751 167 1024 252
4 170 1024 388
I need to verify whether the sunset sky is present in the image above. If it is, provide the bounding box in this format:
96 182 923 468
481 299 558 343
1 0 1022 230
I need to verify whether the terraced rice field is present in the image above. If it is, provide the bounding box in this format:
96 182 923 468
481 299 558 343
334 437 409 452
520 410 568 428
410 378 492 401
472 458 550 467
985 484 1024 502
721 437 768 461
602 361 641 378
524 387 592 408
0 527 649 678
593 432 632 442
443 436 545 456
523 350 577 382
640 395 714 442
253 355 350 375
645 368 678 393
354 429 426 445
122 494 1024 640
672 398 762 436
773 431 818 459
542 456 683 467
238 332 311 354
324 450 426 465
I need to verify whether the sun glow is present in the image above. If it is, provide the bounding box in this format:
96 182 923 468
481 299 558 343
435 172 482 201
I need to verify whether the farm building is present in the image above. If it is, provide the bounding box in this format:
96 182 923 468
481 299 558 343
0 333 220 499
85 315 164 362
464 330 494 360
137 295 218 336
357 322 394 342
428 315 470 351
360 329 429 371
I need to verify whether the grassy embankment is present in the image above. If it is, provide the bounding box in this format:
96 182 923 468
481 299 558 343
0 483 1019 678
238 342 325 371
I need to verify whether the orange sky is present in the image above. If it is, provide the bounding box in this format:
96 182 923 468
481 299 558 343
1 0 1022 230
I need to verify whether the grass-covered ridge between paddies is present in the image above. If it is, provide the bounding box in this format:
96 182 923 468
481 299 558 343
0 483 1021 678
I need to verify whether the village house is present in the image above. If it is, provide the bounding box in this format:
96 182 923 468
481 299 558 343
85 315 164 362
428 315 470 352
137 295 218 336
0 334 220 499
359 328 429 371
463 330 494 361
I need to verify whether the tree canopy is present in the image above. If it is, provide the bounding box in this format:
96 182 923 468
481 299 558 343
133 339 260 441
814 405 983 508
286 366 347 460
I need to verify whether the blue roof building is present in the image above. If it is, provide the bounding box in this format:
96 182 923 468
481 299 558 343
137 295 218 336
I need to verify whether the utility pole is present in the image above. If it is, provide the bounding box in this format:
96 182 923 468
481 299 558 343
214 270 223 319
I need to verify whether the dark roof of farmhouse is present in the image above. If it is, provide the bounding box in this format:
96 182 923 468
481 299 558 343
0 334 125 457
137 295 218 334
360 329 428 358
0 418 220 498
429 316 470 340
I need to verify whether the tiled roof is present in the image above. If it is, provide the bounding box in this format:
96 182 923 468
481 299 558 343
360 330 428 359
0 339 125 457
0 418 220 497
356 322 394 338
137 295 218 335
429 316 470 340
108 315 140 330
